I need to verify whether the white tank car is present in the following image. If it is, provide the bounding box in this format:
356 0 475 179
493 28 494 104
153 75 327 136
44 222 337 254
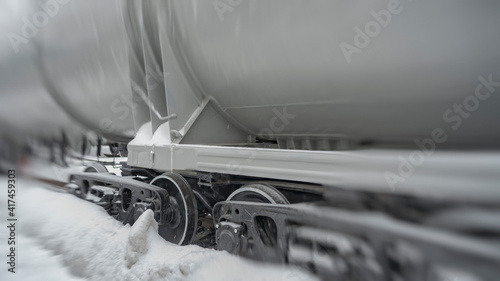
2 2 500 279
1 0 500 194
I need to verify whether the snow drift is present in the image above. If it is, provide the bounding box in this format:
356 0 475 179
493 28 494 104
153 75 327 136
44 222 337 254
0 178 317 281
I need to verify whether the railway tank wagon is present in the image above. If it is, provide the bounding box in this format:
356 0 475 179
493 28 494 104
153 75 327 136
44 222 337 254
2 0 500 280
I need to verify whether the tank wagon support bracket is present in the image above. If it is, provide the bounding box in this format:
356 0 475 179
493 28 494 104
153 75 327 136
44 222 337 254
213 201 500 280
169 97 250 145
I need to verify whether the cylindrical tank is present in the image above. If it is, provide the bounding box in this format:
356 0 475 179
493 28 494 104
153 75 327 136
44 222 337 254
35 0 141 143
150 0 500 146
2 0 500 148
0 0 83 145
0 0 139 146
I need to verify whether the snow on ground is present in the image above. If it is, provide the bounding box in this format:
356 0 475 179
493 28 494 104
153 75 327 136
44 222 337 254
0 233 84 281
0 177 318 281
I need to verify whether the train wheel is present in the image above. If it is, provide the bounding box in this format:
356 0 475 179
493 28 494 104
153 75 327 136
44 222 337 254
227 183 289 204
83 162 108 173
150 173 198 245
75 162 108 196
217 184 289 254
